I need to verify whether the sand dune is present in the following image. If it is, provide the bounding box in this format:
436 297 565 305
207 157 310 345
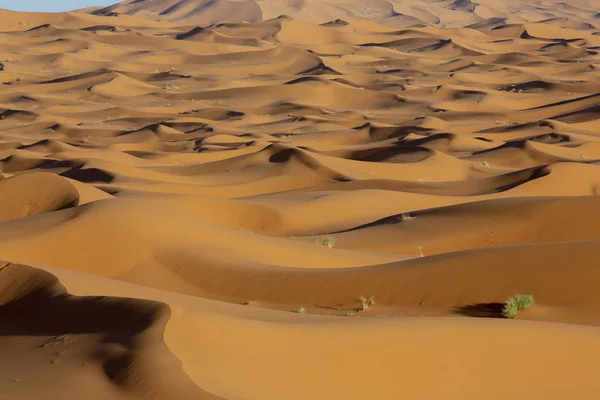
88 0 600 27
0 1 600 399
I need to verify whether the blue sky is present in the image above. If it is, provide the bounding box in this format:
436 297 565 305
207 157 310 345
0 0 114 12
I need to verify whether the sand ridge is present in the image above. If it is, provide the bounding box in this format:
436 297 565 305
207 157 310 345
0 3 600 399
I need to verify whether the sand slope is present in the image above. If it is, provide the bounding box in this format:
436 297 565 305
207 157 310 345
0 3 600 399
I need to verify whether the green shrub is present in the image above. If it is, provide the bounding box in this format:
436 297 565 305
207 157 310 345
502 294 535 318
316 235 336 248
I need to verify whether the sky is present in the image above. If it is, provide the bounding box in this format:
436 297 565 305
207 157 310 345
0 0 114 12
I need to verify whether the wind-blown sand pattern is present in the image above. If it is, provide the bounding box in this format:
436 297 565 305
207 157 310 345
1 2 600 399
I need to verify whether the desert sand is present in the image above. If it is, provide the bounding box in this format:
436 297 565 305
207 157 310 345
0 0 600 398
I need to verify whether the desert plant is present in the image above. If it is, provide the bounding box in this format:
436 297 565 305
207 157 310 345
159 83 179 92
368 294 375 306
401 212 415 221
316 235 336 248
502 294 535 319
359 295 376 311
296 306 306 314
3 77 20 85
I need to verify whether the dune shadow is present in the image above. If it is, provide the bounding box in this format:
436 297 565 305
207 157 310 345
0 263 220 399
351 145 433 163
452 302 506 318
60 166 115 183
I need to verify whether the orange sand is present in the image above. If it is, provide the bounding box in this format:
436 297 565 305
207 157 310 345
0 1 600 398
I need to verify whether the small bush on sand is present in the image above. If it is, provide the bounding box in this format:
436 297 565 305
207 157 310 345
401 212 415 221
159 83 179 92
502 294 535 319
316 235 336 248
359 295 376 311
